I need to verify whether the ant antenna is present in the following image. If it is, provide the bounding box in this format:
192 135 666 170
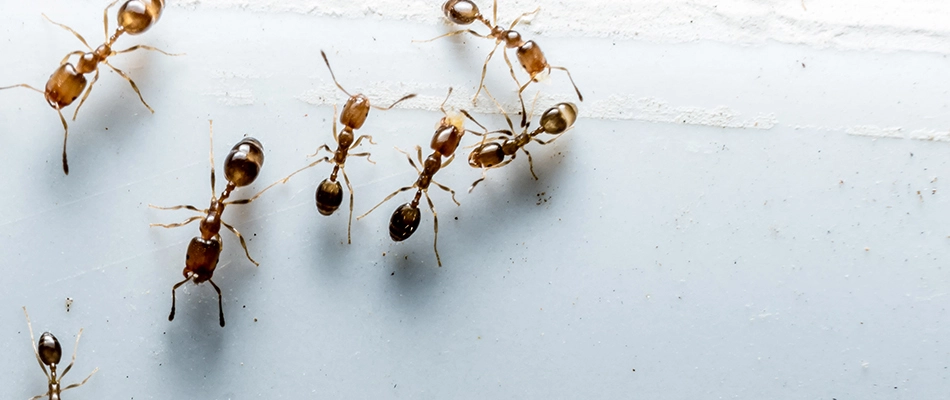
320 50 353 98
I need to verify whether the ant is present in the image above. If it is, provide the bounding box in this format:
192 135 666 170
251 50 415 244
358 88 482 266
0 0 174 174
22 307 98 400
150 120 266 327
467 86 577 191
419 0 583 127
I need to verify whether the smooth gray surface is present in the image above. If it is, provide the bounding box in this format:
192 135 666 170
0 1 948 398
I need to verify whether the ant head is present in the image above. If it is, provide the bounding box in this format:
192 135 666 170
224 137 265 187
316 178 344 216
341 95 371 130
432 112 465 157
118 0 164 34
44 64 87 109
443 0 480 25
37 332 62 366
389 203 421 242
540 103 578 134
185 237 221 283
468 142 504 168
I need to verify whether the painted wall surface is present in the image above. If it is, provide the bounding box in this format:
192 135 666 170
0 0 947 398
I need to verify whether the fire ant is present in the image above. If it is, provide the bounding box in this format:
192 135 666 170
467 87 577 191
22 307 98 400
149 120 266 327
419 0 583 127
0 0 174 174
358 88 483 266
250 50 415 244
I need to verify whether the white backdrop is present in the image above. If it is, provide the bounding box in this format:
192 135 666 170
0 0 948 398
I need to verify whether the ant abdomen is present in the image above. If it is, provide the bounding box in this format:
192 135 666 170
37 332 63 365
469 142 505 168
224 137 265 186
341 95 371 130
45 65 86 109
316 178 344 215
118 0 165 34
185 237 221 281
390 203 422 241
540 102 578 134
443 0 480 25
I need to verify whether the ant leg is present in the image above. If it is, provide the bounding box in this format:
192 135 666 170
148 204 205 213
492 0 498 26
371 93 417 111
72 68 99 120
221 221 259 267
340 167 355 245
208 121 216 196
441 153 456 169
415 145 425 166
522 148 538 180
482 85 516 132
533 130 568 145
460 110 488 132
168 276 191 321
208 279 226 327
149 215 202 229
60 50 85 66
412 29 489 43
357 185 415 220
508 6 541 30
432 180 460 206
61 367 99 391
114 44 183 56
28 391 51 400
472 42 501 104
59 328 84 378
42 14 92 50
394 146 420 173
350 134 376 149
103 0 121 40
349 152 375 164
57 108 70 175
21 307 50 379
502 50 529 127
551 66 583 101
104 60 154 113
307 144 333 158
227 157 331 206
331 104 339 143
423 191 443 267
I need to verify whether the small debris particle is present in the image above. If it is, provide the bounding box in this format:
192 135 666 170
391 272 395 276
65 298 73 312
254 318 258 322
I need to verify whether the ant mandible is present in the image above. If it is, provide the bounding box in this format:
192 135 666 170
0 0 174 174
358 88 483 266
420 0 583 127
467 86 578 191
150 120 266 327
250 50 415 244
22 307 99 400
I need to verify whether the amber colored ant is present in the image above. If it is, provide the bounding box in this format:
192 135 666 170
22 307 98 400
358 88 484 266
250 50 415 244
150 120 266 327
419 0 583 127
467 87 577 191
0 0 173 174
